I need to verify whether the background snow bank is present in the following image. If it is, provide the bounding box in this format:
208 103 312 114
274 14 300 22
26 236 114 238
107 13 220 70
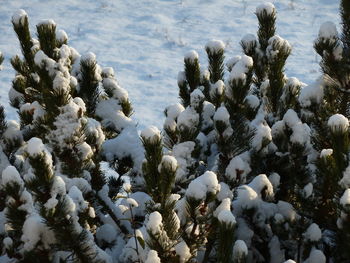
0 0 339 129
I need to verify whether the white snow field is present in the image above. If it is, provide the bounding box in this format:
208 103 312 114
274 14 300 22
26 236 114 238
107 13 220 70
0 0 340 129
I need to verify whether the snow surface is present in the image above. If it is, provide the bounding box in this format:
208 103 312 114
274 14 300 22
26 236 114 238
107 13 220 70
0 0 340 129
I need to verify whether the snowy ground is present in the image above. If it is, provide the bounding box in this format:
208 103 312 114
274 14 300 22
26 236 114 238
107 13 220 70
0 0 340 129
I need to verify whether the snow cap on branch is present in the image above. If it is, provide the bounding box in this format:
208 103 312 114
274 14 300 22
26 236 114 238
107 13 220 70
256 2 276 16
327 114 349 133
141 126 161 143
205 39 225 53
12 9 28 25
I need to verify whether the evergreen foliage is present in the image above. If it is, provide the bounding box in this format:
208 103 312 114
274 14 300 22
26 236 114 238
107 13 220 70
0 2 350 263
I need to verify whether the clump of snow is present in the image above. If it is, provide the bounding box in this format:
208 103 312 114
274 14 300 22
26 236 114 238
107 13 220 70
37 19 56 27
159 155 177 172
175 241 191 263
145 250 161 263
56 29 68 42
214 105 230 124
165 103 185 119
228 55 253 85
249 174 274 199
266 35 291 61
320 149 333 158
214 198 231 217
218 210 236 225
318 21 338 40
217 182 233 201
12 9 28 25
147 211 163 234
172 141 195 182
186 171 220 200
205 39 225 53
241 34 257 48
2 166 23 187
340 165 350 189
126 198 139 208
21 214 55 251
103 126 144 173
305 249 326 263
299 79 324 107
252 122 272 151
225 156 251 182
81 52 96 63
277 201 296 222
340 189 350 206
3 237 13 249
3 120 22 143
190 88 205 108
233 240 248 258
177 107 199 131
141 126 161 143
328 114 349 133
210 80 225 99
303 183 313 198
244 95 260 109
96 224 117 245
226 55 241 72
27 137 45 156
282 109 311 146
184 50 199 63
256 2 275 16
304 223 322 242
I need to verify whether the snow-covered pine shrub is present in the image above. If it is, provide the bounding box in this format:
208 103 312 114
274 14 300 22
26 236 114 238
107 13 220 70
299 1 350 260
0 10 137 262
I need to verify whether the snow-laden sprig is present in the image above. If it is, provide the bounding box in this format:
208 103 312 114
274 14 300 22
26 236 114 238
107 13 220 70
328 113 349 134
